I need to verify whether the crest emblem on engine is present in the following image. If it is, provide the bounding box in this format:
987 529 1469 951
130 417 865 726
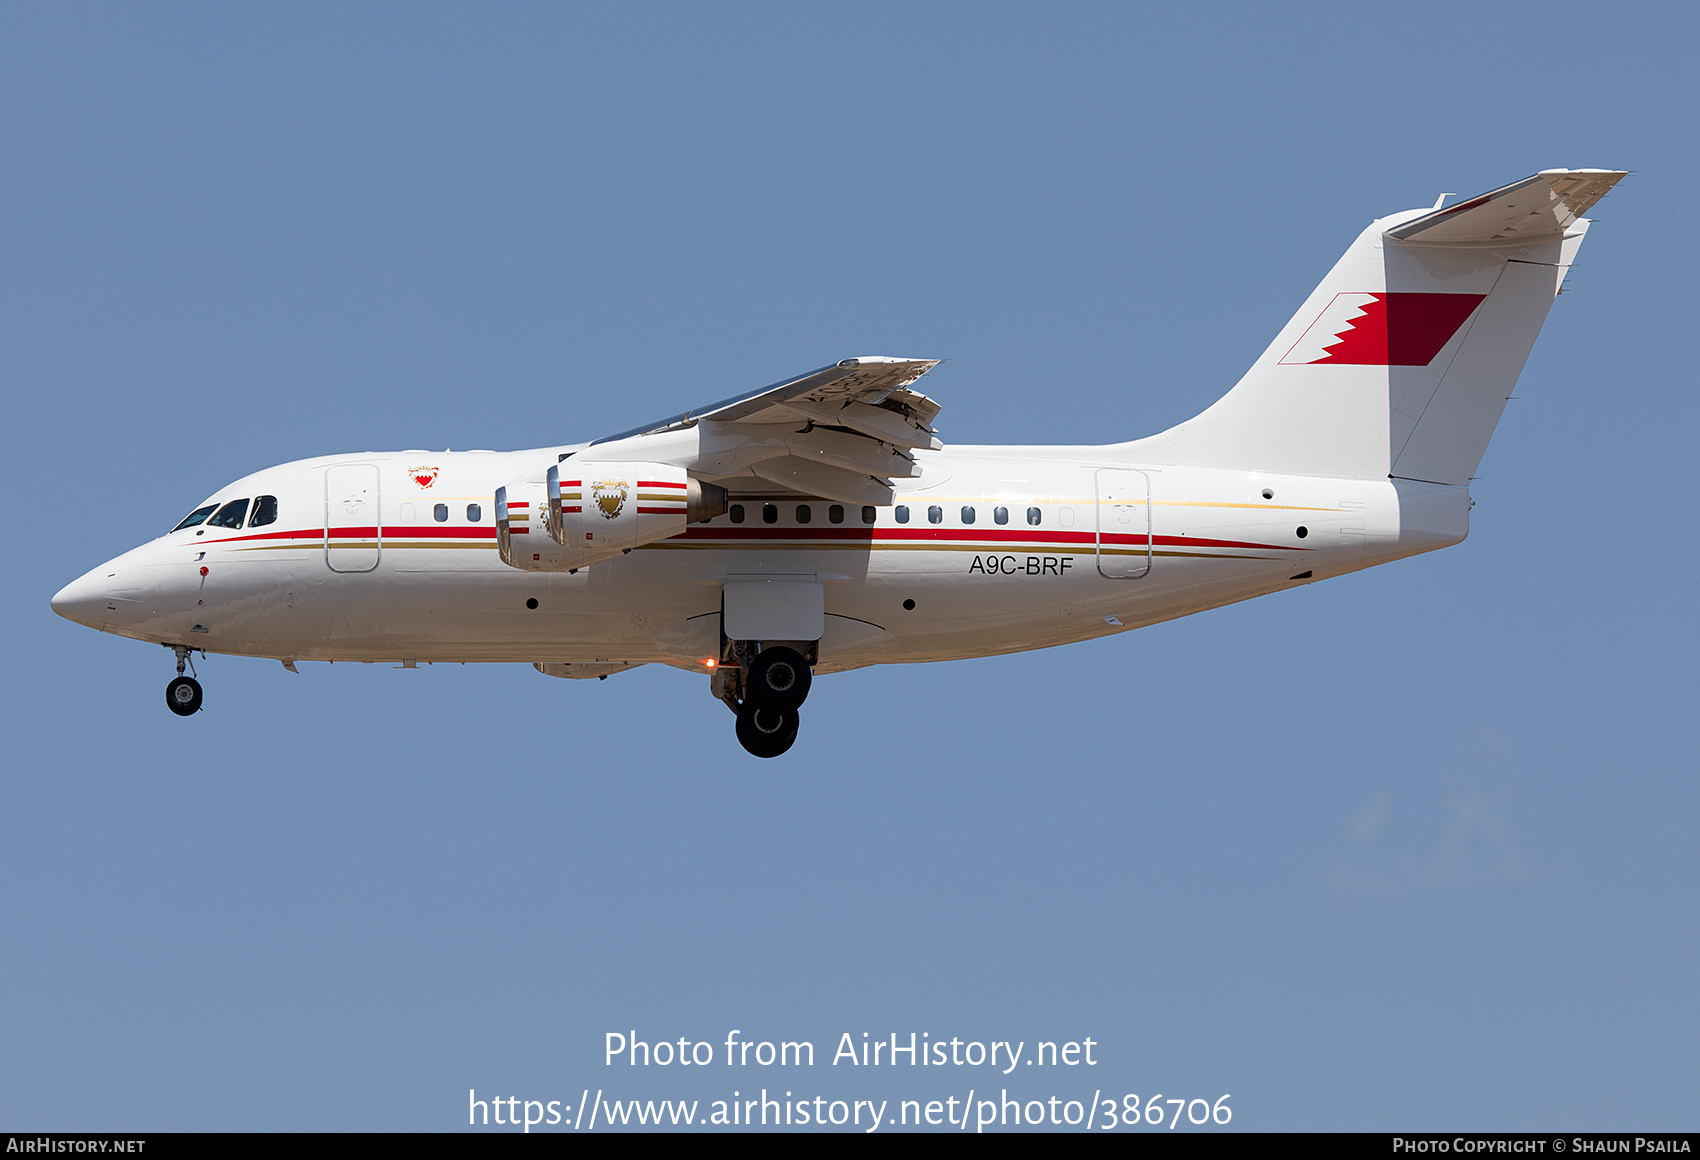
408 466 439 489
592 479 628 520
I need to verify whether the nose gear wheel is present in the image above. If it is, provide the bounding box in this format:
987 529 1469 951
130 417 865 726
165 645 204 716
166 675 203 716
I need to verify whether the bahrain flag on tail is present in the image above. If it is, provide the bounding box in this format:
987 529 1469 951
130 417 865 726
1279 292 1486 366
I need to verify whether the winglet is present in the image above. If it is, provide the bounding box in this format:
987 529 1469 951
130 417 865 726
1387 169 1626 244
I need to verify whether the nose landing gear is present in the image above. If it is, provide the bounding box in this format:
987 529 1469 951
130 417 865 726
165 645 203 717
716 643 813 758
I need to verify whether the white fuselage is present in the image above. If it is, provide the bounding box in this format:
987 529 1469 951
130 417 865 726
54 443 1469 675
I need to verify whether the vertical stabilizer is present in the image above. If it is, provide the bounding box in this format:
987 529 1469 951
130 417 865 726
1133 170 1624 484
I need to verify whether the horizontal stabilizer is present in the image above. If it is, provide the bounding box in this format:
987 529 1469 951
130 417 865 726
1386 169 1625 244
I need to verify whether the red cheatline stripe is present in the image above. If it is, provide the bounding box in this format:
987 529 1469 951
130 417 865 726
209 525 500 544
564 506 581 513
672 526 1296 551
207 524 1296 552
636 506 686 514
209 527 322 543
509 501 529 508
511 528 529 534
637 480 687 489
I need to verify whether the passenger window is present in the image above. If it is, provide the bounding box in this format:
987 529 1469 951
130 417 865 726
434 504 448 522
927 505 942 524
994 506 1008 525
208 499 250 529
762 504 778 524
1060 506 1074 527
961 506 976 524
467 503 482 522
895 505 910 524
249 495 278 527
862 506 876 525
1026 506 1042 526
173 504 217 531
829 504 844 524
398 502 414 524
729 504 745 524
796 504 811 524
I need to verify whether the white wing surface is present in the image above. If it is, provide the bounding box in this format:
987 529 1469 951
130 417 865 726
579 356 944 505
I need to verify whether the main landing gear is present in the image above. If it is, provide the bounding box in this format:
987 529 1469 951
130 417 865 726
736 701 799 758
719 643 812 758
165 645 203 717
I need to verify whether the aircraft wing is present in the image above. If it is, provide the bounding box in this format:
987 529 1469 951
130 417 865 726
592 356 942 447
585 356 944 506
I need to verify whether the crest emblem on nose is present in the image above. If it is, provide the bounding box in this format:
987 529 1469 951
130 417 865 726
409 466 439 488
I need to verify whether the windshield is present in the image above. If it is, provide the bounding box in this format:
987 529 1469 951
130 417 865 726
207 499 250 529
172 504 218 531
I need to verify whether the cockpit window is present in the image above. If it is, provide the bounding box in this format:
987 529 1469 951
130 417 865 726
207 499 250 529
173 505 218 531
248 495 278 527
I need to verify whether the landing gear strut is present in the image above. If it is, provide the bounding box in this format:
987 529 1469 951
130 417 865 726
717 642 813 758
165 645 203 717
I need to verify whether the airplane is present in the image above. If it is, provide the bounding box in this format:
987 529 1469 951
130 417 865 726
51 169 1625 757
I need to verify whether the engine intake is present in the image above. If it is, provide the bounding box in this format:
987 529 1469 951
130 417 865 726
496 481 579 571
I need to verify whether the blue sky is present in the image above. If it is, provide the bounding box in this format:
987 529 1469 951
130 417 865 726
2 1 1695 1131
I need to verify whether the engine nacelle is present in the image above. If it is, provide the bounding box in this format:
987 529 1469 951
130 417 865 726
546 462 727 559
497 461 727 571
495 479 580 571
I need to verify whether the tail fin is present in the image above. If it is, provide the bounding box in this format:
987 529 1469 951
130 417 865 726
1138 169 1625 484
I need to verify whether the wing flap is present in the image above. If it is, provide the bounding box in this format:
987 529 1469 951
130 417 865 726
787 398 944 450
585 355 941 504
749 457 896 506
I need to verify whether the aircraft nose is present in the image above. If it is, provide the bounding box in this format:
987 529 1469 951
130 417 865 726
50 567 108 630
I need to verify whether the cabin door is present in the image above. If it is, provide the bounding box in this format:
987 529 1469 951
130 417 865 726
1095 469 1150 579
325 464 381 573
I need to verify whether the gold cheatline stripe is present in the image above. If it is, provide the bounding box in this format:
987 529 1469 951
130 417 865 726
924 496 1338 512
239 540 1278 557
641 542 1275 559
239 540 1273 559
1158 500 1333 511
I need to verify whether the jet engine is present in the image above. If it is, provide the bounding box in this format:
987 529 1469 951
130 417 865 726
496 462 727 571
549 462 727 559
495 476 578 571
